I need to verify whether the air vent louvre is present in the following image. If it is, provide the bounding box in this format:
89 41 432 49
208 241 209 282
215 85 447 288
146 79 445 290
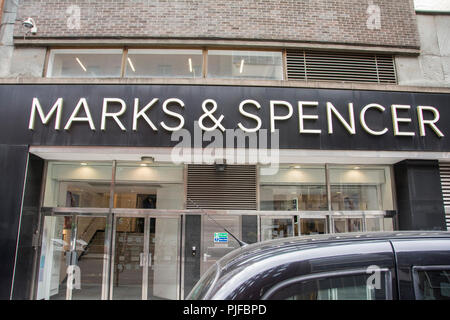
187 165 257 210
287 50 396 84
439 162 450 230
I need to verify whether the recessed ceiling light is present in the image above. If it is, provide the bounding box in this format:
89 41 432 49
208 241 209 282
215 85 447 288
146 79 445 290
141 156 154 164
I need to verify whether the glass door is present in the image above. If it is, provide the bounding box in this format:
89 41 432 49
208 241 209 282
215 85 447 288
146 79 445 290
111 216 146 300
110 215 180 300
36 214 107 300
201 215 241 276
147 217 180 300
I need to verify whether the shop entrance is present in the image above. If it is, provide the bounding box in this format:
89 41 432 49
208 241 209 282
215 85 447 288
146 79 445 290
110 214 180 300
35 212 181 300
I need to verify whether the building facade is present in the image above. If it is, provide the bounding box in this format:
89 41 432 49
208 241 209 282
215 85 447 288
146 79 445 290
0 0 449 300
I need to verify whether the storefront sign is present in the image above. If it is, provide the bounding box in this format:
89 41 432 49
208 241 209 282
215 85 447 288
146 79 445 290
0 84 449 151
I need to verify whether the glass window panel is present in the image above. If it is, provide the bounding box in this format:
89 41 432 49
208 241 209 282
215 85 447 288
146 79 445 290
36 216 72 300
47 49 123 78
260 166 327 211
125 49 203 78
43 162 113 208
260 217 293 241
270 273 388 300
71 216 106 300
207 50 283 80
366 217 383 232
114 163 184 209
334 218 362 233
148 217 180 300
383 217 394 231
330 165 394 211
415 269 450 300
300 218 326 235
112 217 145 300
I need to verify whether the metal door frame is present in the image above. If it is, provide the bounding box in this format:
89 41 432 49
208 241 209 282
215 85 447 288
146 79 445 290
110 211 182 300
36 209 110 300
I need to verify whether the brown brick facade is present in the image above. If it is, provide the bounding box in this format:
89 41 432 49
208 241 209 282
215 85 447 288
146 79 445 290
14 0 419 49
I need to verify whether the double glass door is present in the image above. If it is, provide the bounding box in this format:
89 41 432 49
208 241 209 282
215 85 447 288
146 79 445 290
36 213 180 300
111 215 180 300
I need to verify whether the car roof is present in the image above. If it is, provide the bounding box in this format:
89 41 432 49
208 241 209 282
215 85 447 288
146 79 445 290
217 231 450 273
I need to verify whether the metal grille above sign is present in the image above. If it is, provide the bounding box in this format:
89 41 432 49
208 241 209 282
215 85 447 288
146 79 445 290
286 50 396 84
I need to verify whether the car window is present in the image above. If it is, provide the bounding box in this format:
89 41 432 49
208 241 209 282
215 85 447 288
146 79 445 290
265 271 390 300
413 267 450 300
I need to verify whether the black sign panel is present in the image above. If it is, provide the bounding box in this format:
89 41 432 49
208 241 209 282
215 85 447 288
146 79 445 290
0 84 449 151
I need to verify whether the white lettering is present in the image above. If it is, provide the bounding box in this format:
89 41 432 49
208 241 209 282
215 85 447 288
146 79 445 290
270 100 293 133
160 98 185 132
238 99 262 133
417 106 444 137
391 104 415 136
298 101 321 134
29 97 63 130
64 98 96 130
360 103 388 135
326 102 356 134
101 98 127 131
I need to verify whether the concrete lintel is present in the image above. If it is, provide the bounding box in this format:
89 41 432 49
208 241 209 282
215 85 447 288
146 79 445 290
0 77 449 94
11 38 421 56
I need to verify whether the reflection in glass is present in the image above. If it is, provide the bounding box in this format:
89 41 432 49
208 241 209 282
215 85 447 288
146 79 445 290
148 218 180 300
261 217 293 241
275 274 387 300
48 49 122 78
383 217 394 231
36 216 72 300
334 218 362 233
207 50 283 80
125 49 203 78
366 217 383 232
114 163 184 209
43 162 112 208
260 166 327 211
71 216 106 300
330 166 394 211
300 218 326 235
112 217 145 300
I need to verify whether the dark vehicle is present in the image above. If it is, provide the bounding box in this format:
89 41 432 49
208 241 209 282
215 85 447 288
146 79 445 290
187 231 450 300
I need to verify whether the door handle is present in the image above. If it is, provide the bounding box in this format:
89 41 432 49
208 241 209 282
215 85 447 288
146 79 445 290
139 252 145 267
140 253 152 267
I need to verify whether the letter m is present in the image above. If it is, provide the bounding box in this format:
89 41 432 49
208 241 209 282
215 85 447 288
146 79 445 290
29 97 63 130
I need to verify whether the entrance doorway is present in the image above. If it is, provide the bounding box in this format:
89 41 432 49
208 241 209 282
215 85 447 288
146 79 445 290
110 215 180 300
35 212 181 300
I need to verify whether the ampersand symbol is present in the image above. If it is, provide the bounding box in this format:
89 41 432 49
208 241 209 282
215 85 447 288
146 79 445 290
198 99 226 132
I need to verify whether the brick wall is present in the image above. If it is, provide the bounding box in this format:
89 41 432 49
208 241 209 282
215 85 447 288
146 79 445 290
14 0 419 49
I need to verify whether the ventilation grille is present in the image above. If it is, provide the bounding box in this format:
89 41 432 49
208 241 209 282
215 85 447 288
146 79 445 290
286 50 397 84
439 162 450 230
187 165 257 210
